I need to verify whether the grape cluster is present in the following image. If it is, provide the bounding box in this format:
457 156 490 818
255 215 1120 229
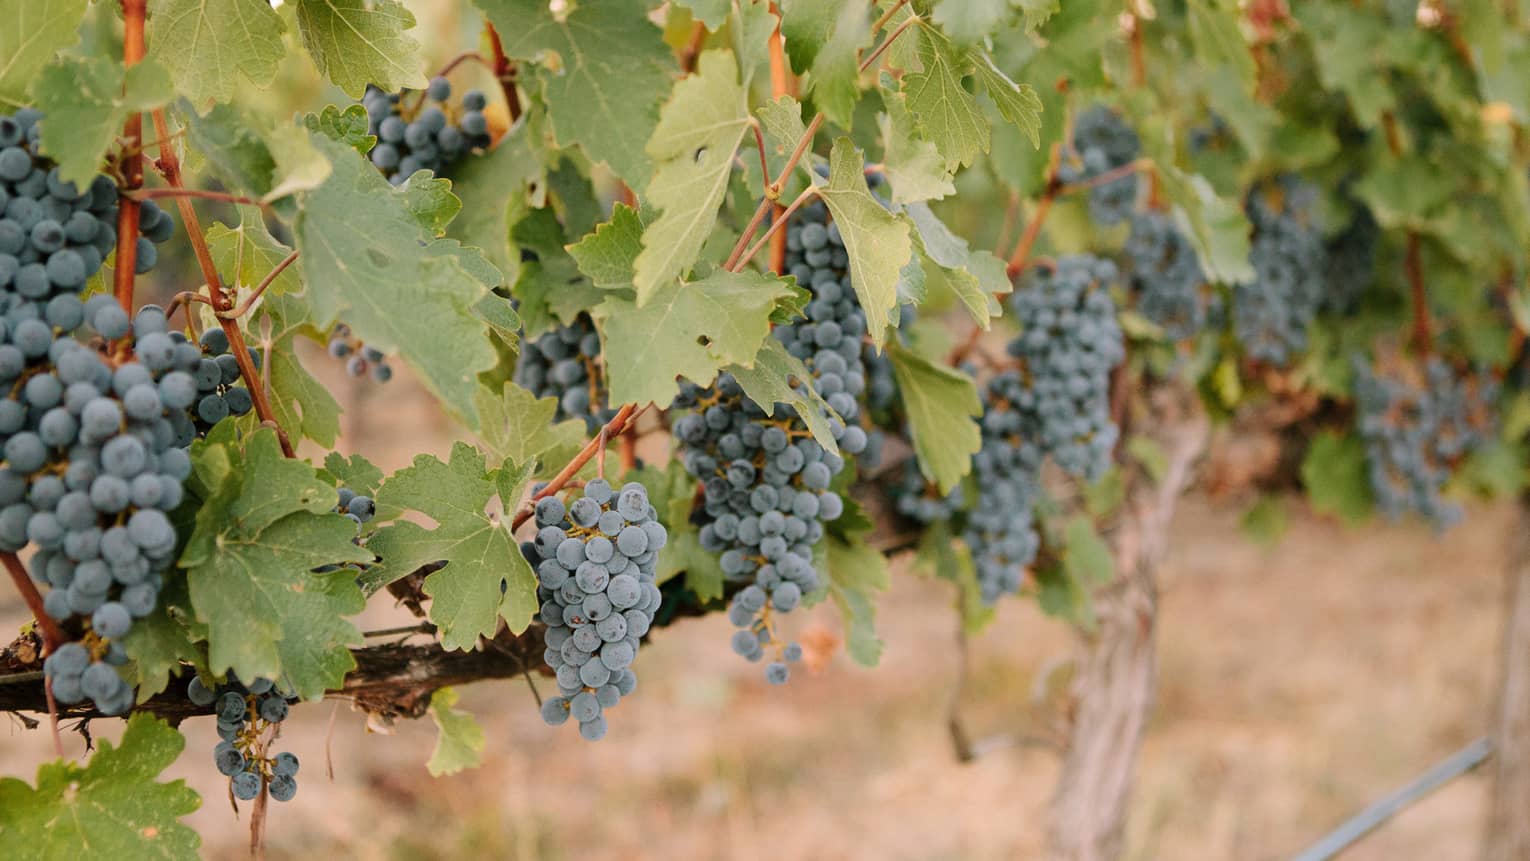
1058 106 1141 226
335 485 376 528
2 109 172 293
514 314 615 433
362 78 491 185
181 326 256 437
1124 211 1215 340
967 372 1045 603
1006 255 1125 481
891 460 962 525
188 675 300 802
1234 175 1327 364
1320 207 1379 314
326 323 393 383
527 479 666 741
1353 357 1498 529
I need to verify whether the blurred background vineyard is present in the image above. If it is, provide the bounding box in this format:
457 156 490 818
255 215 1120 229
0 0 1511 858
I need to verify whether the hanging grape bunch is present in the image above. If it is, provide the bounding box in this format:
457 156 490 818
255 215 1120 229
188 675 300 802
966 372 1044 603
1057 105 1141 226
1234 175 1327 364
1353 356 1498 529
326 323 393 383
1124 210 1216 341
175 325 257 440
1007 254 1126 481
528 478 666 741
362 78 492 185
891 459 963 525
514 314 616 432
1320 206 1379 314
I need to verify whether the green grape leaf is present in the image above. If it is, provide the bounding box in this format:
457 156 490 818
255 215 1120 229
183 100 332 204
1186 0 1258 95
822 531 888 667
726 338 840 455
633 49 751 304
182 428 370 700
365 444 537 649
595 268 793 407
30 56 172 188
249 293 343 448
803 0 870 127
732 0 777 87
779 0 836 73
477 0 674 186
323 452 384 497
1301 431 1373 526
568 203 649 288
120 576 202 700
906 201 1006 326
0 714 200 861
146 0 286 106
446 121 544 276
205 206 301 297
755 95 812 180
427 688 486 777
0 0 89 110
394 171 462 235
295 135 503 428
879 84 955 204
818 138 912 345
912 520 993 633
510 207 605 337
629 463 723 595
973 50 1042 148
473 382 587 470
901 24 988 169
1063 516 1114 586
292 0 425 98
1156 166 1256 285
676 0 729 28
887 341 980 494
302 103 375 153
1016 0 1060 30
932 0 1010 44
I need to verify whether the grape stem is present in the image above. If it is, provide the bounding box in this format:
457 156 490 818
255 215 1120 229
113 0 148 315
219 250 300 320
1406 233 1432 355
1004 143 1064 278
730 185 820 273
434 51 490 78
511 404 647 530
2 552 64 654
146 108 296 457
127 188 265 207
767 15 792 275
871 0 912 36
485 24 522 123
596 425 609 480
679 20 708 74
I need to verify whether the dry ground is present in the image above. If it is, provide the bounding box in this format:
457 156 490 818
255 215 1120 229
1 487 1508 860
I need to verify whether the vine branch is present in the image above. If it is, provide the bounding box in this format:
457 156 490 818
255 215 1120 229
218 250 300 320
147 108 295 457
128 188 264 207
1406 233 1432 355
2 552 63 652
510 404 646 530
485 24 522 123
113 0 148 314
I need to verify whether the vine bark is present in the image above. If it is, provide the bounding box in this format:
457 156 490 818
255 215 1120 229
1482 494 1530 861
1047 385 1208 861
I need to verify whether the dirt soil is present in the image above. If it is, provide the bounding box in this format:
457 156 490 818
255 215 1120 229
1 481 1507 860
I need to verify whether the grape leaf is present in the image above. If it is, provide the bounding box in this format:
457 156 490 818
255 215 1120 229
205 206 301 297
568 203 648 288
446 121 545 276
511 207 606 337
182 100 332 205
879 84 955 204
818 138 912 345
303 103 375 153
973 50 1042 148
887 341 980 494
756 95 812 180
0 0 88 110
476 0 674 186
912 520 993 633
675 0 729 28
1155 165 1256 285
779 0 836 74
146 0 286 106
292 0 425 98
0 715 200 861
821 531 887 667
732 0 777 87
1016 0 1060 30
803 0 871 127
120 576 202 700
1301 431 1373 526
427 688 486 777
901 23 988 168
295 135 503 428
181 428 370 701
726 338 840 455
249 293 343 448
473 381 586 470
932 0 1011 44
1063 517 1114 586
906 201 1006 326
395 171 462 235
633 49 752 304
30 56 172 188
364 444 538 649
595 268 793 407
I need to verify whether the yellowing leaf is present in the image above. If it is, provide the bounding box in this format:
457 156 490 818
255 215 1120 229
817 138 912 345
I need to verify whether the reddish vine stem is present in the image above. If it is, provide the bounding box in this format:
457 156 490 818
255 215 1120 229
485 24 522 123
129 187 264 207
860 15 920 73
1406 233 1432 355
619 433 637 471
219 251 300 320
1004 144 1064 277
751 123 771 183
723 113 824 270
767 13 791 274
2 552 64 652
510 404 646 530
1057 158 1144 196
43 677 63 757
945 324 985 367
679 21 708 73
732 186 819 272
596 426 608 480
113 0 148 314
147 108 295 457
435 51 489 78
871 0 912 35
